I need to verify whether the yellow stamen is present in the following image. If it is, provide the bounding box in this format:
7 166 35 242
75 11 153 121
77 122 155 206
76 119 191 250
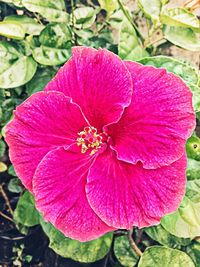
77 126 103 155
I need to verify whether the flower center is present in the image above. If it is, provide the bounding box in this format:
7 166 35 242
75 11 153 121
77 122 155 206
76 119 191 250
77 126 107 155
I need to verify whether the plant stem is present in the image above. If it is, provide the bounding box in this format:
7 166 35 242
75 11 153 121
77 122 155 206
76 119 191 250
34 12 42 24
114 229 128 236
145 18 150 40
71 0 75 27
0 211 13 222
136 229 143 244
70 0 77 45
116 0 144 42
144 36 165 48
127 228 143 257
0 184 14 215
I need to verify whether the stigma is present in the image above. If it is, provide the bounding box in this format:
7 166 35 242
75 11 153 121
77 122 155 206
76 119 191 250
77 126 107 155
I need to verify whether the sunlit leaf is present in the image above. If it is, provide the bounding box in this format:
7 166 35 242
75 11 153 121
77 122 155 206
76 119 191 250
188 83 200 113
74 7 98 29
138 0 162 22
22 0 69 22
119 17 148 60
0 21 25 40
32 46 70 65
98 0 118 14
108 9 124 29
0 41 37 88
187 158 200 180
161 180 200 238
4 15 44 35
39 23 71 49
186 180 200 202
163 26 200 51
161 8 200 32
32 23 71 65
0 0 23 7
138 246 195 267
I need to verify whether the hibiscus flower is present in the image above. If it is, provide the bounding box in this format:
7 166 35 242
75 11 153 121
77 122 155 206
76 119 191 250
5 47 195 242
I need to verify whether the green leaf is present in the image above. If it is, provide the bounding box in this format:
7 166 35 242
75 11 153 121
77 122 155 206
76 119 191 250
26 67 56 95
32 46 71 65
39 23 72 49
196 112 200 120
0 0 23 7
77 28 114 50
8 178 23 193
138 56 199 85
74 28 95 39
0 98 16 127
145 224 191 248
187 158 200 180
0 41 37 88
114 236 139 267
40 218 113 263
119 17 148 61
22 0 69 22
186 135 200 161
188 83 200 112
98 0 118 14
138 246 195 267
32 23 72 66
4 15 44 35
138 0 162 22
8 164 17 176
108 9 124 29
186 179 200 202
138 56 199 112
0 139 6 157
14 191 40 227
161 180 200 238
0 0 13 3
74 7 98 29
161 8 200 32
0 21 25 40
163 26 200 51
186 240 200 266
139 56 198 84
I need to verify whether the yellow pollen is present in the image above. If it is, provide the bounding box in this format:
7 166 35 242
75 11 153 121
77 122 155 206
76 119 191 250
77 126 103 155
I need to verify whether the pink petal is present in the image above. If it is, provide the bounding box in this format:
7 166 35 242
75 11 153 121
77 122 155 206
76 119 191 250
45 46 132 130
33 145 114 242
86 148 187 229
108 62 195 168
5 91 88 192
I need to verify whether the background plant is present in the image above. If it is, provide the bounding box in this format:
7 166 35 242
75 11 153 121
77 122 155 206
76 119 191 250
0 0 200 266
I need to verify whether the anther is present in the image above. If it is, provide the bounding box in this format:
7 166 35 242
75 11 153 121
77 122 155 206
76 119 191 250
77 126 107 155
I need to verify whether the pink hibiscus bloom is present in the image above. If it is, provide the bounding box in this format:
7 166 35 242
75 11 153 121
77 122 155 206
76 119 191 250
5 47 195 242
